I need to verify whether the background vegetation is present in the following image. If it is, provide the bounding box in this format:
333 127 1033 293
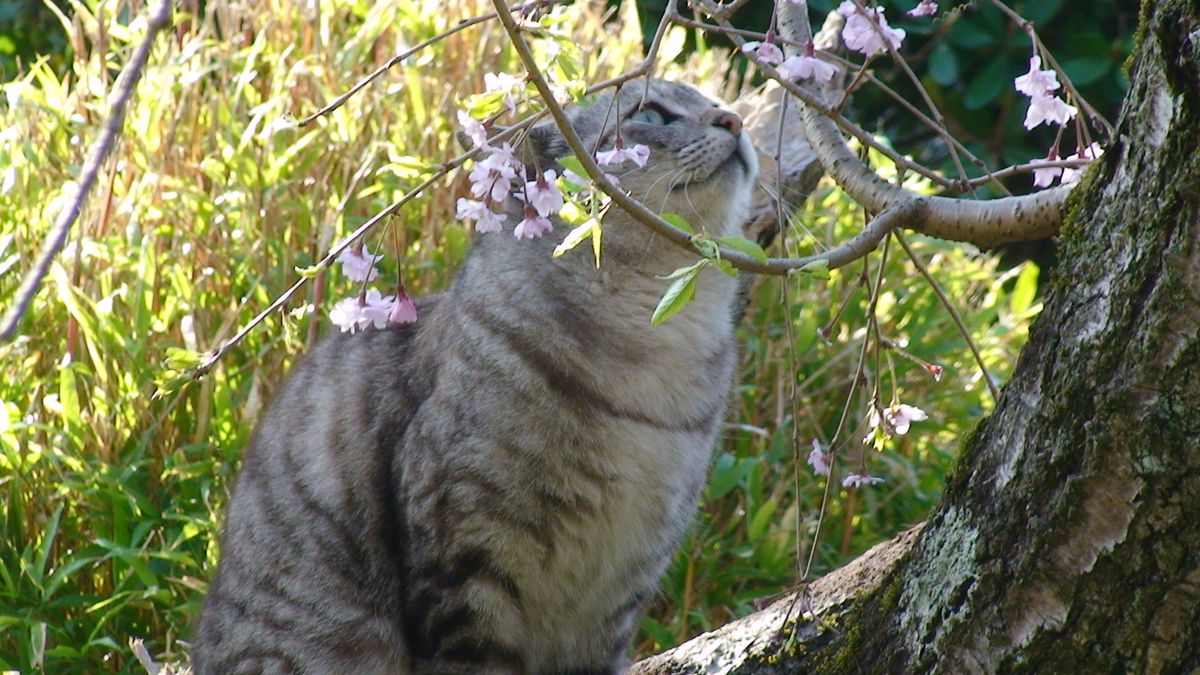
0 0 1126 671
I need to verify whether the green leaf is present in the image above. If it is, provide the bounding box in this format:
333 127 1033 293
164 347 203 371
717 235 768 265
1061 56 1111 87
964 58 1012 110
692 237 720 260
651 262 703 326
657 259 709 280
557 155 587 187
661 212 694 234
294 263 324 278
553 217 602 267
928 43 959 87
461 91 507 118
798 258 830 278
1009 262 1040 317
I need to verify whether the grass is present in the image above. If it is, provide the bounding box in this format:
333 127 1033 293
0 0 1037 670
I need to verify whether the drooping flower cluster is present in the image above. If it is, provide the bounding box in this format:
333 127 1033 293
1015 55 1077 130
328 242 418 333
1013 54 1103 188
807 439 832 477
740 38 839 83
837 1 906 56
453 84 650 242
868 402 928 437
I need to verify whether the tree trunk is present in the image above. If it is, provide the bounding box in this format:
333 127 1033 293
636 2 1200 672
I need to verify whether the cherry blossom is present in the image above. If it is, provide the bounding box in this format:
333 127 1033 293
908 0 938 17
1061 143 1103 185
868 402 929 436
484 71 523 94
1024 94 1077 130
484 72 524 110
778 54 838 82
330 289 394 334
469 144 522 202
843 473 885 489
808 439 831 477
740 41 784 66
474 206 507 234
524 170 564 217
596 139 650 168
336 244 379 282
388 290 418 324
456 197 507 234
514 206 554 240
837 2 905 56
457 109 489 150
1014 56 1060 97
1029 157 1063 188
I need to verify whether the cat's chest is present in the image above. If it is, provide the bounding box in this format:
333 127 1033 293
506 421 714 666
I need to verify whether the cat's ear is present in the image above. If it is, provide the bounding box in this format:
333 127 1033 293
519 121 570 170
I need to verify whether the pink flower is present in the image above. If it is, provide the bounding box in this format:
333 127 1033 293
468 143 523 203
474 206 507 234
1029 158 1063 188
778 55 838 82
388 291 418 324
484 71 523 94
524 170 563 217
741 41 784 66
1061 143 1103 185
1014 56 1060 97
457 109 489 149
908 0 937 17
563 168 620 188
808 439 831 477
330 289 393 334
838 2 905 56
456 197 487 221
484 72 523 111
842 473 885 489
336 244 379 282
596 140 650 168
455 197 507 234
869 403 929 436
514 211 553 239
1024 94 1077 130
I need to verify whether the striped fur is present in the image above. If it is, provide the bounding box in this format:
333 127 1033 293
193 80 758 674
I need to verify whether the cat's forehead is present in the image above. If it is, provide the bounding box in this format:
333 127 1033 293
575 80 719 123
633 80 719 110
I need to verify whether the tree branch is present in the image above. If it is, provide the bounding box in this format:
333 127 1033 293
773 0 1070 249
0 0 173 342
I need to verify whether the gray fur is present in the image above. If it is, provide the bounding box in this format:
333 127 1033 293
193 80 758 674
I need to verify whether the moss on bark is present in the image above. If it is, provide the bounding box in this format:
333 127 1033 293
638 1 1200 672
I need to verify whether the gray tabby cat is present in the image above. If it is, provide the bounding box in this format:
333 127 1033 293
192 79 758 674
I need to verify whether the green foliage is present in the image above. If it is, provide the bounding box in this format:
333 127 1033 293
639 164 1040 653
1 0 1040 670
630 0 1135 195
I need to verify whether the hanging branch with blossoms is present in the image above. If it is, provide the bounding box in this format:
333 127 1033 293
153 0 1114 594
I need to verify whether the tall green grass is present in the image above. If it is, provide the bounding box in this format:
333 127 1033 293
0 0 1036 670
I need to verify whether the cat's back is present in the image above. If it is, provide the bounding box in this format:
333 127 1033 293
192 298 443 674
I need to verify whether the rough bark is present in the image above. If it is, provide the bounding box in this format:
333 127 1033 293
635 1 1200 672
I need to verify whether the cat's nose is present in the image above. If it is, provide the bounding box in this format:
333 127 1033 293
710 110 743 136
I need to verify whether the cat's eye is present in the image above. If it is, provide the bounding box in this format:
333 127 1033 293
628 104 676 126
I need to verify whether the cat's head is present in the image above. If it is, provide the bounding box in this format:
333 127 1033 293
487 80 759 239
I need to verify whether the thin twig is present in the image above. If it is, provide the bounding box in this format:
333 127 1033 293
0 0 173 342
298 0 569 126
895 231 1001 401
492 0 905 275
